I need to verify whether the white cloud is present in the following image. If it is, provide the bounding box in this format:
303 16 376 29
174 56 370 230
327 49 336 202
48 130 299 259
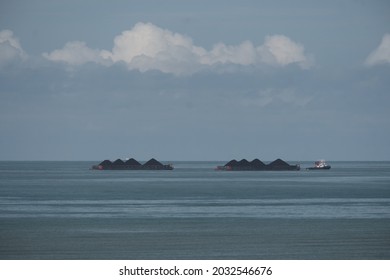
0 30 27 64
42 41 108 66
204 41 257 65
107 22 198 62
258 35 312 68
365 34 390 66
43 22 313 74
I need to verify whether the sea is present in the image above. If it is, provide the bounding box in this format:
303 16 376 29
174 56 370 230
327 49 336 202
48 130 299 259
0 161 389 260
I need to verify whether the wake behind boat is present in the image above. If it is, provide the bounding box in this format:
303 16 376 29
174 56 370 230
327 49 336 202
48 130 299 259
306 160 331 170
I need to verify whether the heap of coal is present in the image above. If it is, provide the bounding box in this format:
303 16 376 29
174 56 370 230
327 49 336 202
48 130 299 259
144 158 163 167
92 158 173 170
125 158 141 166
217 158 300 171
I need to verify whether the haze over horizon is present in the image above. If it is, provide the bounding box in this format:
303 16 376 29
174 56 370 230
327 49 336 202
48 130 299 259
1 0 389 161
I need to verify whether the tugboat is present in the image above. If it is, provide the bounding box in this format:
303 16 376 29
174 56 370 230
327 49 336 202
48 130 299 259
306 160 331 170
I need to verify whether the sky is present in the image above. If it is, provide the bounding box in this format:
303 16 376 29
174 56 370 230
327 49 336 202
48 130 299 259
0 0 389 161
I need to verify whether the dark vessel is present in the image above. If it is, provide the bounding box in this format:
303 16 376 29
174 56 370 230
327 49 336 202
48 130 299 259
92 158 173 170
216 158 300 171
306 160 331 170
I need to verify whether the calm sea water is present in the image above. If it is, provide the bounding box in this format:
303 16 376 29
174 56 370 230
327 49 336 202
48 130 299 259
0 161 389 259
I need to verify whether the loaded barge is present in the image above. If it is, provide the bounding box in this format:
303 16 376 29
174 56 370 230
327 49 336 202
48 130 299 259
92 158 173 170
216 158 300 171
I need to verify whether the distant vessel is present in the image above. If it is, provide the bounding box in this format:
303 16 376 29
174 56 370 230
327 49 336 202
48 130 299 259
92 158 173 170
306 160 331 170
216 158 300 171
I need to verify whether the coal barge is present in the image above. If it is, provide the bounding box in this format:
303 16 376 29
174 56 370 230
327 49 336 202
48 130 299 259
92 158 173 170
216 158 300 171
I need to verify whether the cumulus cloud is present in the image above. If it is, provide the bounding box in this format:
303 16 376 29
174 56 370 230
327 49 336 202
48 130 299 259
258 35 312 68
43 22 312 74
365 34 390 66
0 29 27 65
43 41 108 66
100 22 206 73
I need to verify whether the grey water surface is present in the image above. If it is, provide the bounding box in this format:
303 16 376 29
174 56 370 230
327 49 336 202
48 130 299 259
0 161 389 259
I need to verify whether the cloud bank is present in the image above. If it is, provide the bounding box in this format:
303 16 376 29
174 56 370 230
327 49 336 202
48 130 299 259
0 30 27 65
43 22 312 74
365 33 390 66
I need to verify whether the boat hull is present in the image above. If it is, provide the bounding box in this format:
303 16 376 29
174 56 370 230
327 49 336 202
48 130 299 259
306 166 331 170
216 166 300 171
92 164 173 170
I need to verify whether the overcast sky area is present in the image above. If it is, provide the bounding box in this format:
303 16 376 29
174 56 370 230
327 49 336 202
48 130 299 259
0 0 389 161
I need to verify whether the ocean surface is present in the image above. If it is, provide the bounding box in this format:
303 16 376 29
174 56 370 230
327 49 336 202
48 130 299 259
0 161 389 259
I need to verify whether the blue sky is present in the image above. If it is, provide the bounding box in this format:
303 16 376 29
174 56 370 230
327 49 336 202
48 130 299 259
0 0 389 161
